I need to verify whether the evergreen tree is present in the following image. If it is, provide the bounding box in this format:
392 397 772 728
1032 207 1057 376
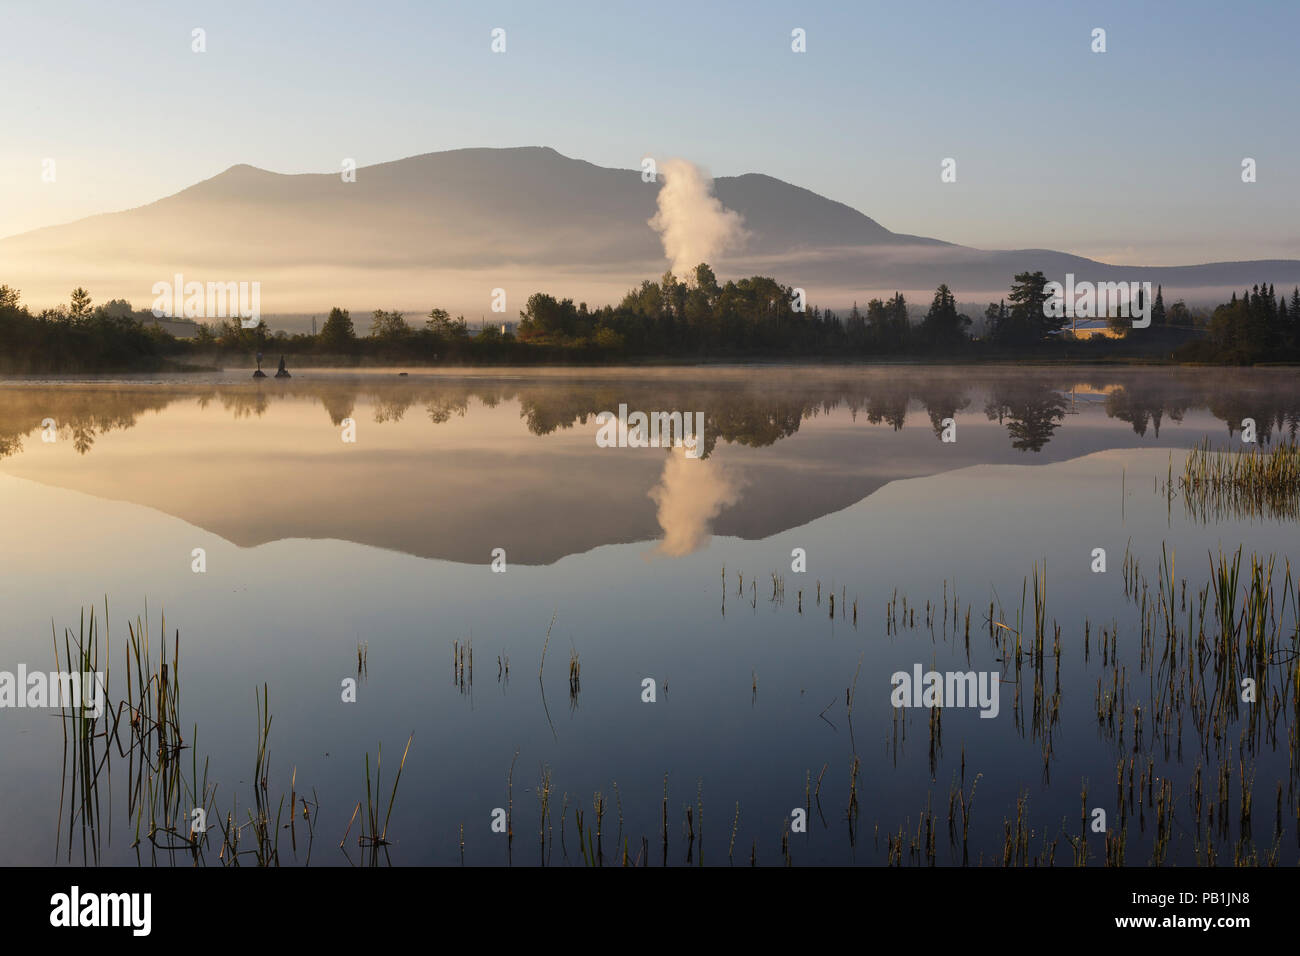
919 284 970 348
69 287 93 322
982 302 999 339
865 298 890 350
1006 272 1054 341
1279 296 1290 353
1151 284 1166 326
1290 287 1300 352
319 306 356 350
846 301 866 346
887 292 910 350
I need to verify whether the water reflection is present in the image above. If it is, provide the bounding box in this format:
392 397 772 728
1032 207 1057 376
1 366 1298 867
4 369 1299 460
984 378 1069 452
1 368 1297 563
648 448 745 557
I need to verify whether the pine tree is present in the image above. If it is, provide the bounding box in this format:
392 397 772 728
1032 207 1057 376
68 287 92 322
319 306 356 350
846 301 865 344
888 292 910 350
920 283 969 347
1007 271 1055 340
1290 287 1300 354
1151 285 1166 326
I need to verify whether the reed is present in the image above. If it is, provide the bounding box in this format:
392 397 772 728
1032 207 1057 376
729 801 740 865
48 527 1300 869
568 646 581 706
537 765 553 865
1181 437 1300 522
345 731 414 866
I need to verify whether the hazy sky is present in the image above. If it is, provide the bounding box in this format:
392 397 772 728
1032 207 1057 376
2 0 1296 264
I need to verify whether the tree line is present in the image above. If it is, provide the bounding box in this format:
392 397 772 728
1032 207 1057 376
1177 283 1300 364
3 267 1299 372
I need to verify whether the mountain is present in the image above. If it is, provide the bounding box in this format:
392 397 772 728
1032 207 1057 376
2 146 1297 319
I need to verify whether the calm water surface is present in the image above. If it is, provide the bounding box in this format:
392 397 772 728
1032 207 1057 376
1 365 1297 865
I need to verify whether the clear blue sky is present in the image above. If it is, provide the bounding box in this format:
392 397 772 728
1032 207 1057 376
2 0 1296 264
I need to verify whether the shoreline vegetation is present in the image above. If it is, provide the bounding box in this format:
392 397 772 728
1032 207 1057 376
3 267 1299 374
51 515 1300 865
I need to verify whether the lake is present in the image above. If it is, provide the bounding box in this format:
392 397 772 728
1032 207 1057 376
1 365 1297 866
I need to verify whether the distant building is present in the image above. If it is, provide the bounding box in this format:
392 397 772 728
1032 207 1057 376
1055 319 1126 340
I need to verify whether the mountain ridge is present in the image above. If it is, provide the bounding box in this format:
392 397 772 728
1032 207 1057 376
3 146 1297 314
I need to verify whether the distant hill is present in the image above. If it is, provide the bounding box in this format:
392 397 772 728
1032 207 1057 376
2 146 1297 317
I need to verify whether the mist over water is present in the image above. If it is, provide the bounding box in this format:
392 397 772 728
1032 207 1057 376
1 365 1297 865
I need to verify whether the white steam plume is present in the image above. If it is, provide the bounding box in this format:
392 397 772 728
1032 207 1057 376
648 159 748 279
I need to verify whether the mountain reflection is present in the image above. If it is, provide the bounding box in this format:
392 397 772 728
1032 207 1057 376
1 368 1296 564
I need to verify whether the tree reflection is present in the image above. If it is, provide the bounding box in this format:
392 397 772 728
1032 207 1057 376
984 381 1068 452
3 371 1300 460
